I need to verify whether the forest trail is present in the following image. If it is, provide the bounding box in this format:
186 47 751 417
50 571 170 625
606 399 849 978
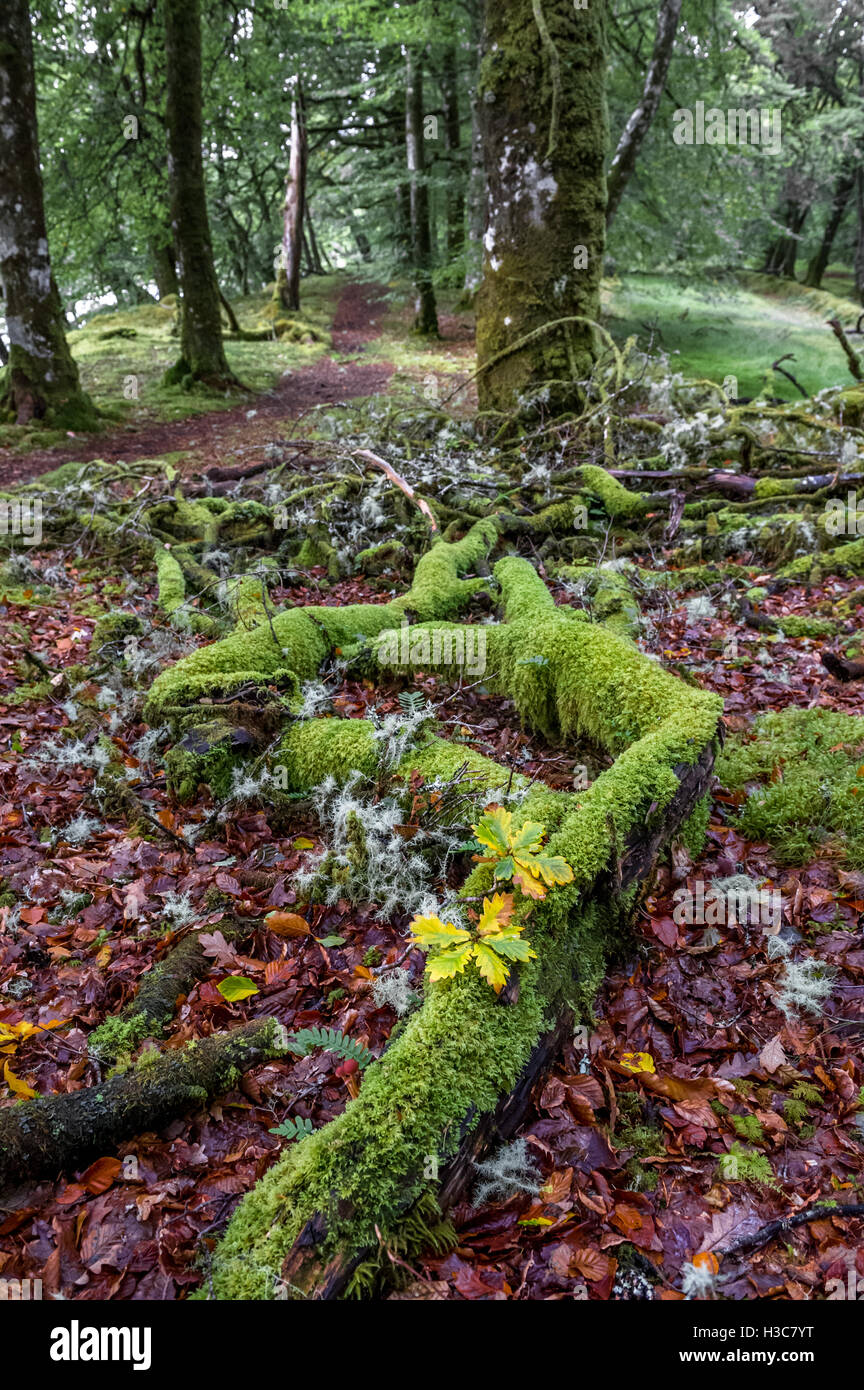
0 280 396 488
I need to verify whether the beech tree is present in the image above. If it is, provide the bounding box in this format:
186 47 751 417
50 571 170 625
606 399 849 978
406 50 440 336
475 0 608 414
161 0 234 387
0 0 94 426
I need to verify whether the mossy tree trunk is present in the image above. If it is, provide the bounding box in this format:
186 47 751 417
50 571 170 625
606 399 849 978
162 0 235 386
475 0 608 415
406 50 440 336
274 80 307 313
0 0 94 427
149 232 180 299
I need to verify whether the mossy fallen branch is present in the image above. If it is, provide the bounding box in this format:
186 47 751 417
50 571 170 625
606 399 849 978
0 1018 289 1191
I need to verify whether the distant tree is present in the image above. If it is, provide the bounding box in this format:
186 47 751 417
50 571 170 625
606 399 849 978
161 0 235 386
0 0 95 426
406 50 440 335
605 0 682 229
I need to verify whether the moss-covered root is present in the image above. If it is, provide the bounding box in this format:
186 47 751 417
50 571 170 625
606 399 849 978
88 918 255 1064
0 1018 288 1192
143 518 499 722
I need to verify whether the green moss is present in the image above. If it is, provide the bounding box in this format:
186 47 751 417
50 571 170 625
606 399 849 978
718 707 864 866
90 609 145 658
575 466 648 519
145 519 499 722
88 1012 150 1063
679 793 711 857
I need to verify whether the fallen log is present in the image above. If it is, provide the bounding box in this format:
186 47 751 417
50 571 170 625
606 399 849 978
0 1018 289 1192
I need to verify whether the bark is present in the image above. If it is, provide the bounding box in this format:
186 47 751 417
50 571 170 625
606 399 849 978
275 81 307 312
149 233 180 299
804 169 855 289
406 51 440 335
856 168 864 307
0 0 93 427
162 0 234 385
476 0 608 414
0 1019 288 1191
605 0 682 229
441 52 465 259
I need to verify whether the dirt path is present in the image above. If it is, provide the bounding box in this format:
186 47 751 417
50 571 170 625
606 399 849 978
0 281 394 487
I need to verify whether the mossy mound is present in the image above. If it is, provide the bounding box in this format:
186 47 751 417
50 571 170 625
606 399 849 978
718 707 864 867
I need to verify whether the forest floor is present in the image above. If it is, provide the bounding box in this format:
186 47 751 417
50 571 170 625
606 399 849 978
1 273 864 1302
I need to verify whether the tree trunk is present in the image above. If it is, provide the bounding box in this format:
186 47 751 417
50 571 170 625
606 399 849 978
275 81 307 313
149 233 180 299
162 0 234 386
856 168 864 307
762 199 809 279
0 0 94 427
305 205 327 273
804 169 855 289
441 52 465 259
605 0 682 229
476 0 608 415
406 51 440 336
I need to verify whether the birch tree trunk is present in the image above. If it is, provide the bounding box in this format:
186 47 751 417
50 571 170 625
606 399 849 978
605 0 682 229
275 82 307 313
406 50 440 336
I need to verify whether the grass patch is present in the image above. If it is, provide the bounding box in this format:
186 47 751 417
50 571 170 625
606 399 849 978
605 271 858 399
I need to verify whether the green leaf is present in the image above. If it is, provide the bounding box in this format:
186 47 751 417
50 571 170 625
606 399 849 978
269 1115 315 1140
409 913 470 951
532 850 575 887
471 941 510 993
316 934 346 947
472 806 512 857
217 976 259 1001
426 941 473 982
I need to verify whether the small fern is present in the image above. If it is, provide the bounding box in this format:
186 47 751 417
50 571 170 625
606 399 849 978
269 1115 316 1140
398 690 427 716
286 1025 373 1069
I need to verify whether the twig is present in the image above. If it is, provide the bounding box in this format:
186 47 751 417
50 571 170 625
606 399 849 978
352 449 438 532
